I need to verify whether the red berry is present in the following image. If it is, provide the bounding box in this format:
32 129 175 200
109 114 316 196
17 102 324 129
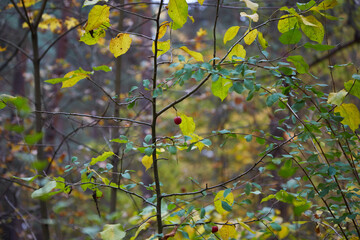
174 116 182 125
212 226 218 233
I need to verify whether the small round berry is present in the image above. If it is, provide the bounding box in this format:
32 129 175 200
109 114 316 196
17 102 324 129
174 116 182 125
211 226 218 233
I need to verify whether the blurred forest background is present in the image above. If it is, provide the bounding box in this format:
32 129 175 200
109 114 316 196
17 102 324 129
0 0 360 239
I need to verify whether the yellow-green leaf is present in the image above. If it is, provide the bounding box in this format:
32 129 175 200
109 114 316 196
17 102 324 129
190 133 205 152
178 112 195 136
300 15 324 43
179 46 204 62
152 40 171 56
228 44 246 61
85 5 110 32
258 31 268 49
142 155 154 170
244 29 258 45
219 225 236 239
198 0 204 5
80 28 106 45
240 12 259 22
239 222 256 234
344 79 360 99
62 71 89 88
214 190 234 215
100 224 126 240
90 151 114 165
334 103 360 131
223 26 240 44
311 0 337 11
130 222 150 240
109 33 132 58
158 21 170 39
211 77 233 101
278 15 299 33
327 89 347 106
168 0 188 30
242 0 258 11
299 15 317 26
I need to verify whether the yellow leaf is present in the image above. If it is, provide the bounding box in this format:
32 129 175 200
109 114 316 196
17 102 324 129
179 46 204 62
197 28 207 37
244 29 258 45
242 0 258 11
65 17 79 30
311 0 337 11
278 224 290 239
257 31 268 49
38 14 62 32
189 133 205 152
7 0 41 8
239 222 256 234
334 103 360 131
278 15 299 33
158 21 170 39
198 0 204 5
152 40 171 56
223 26 240 44
168 0 188 30
0 46 7 52
110 33 132 58
142 155 153 170
85 5 110 32
219 225 236 240
240 12 259 22
178 112 195 136
214 190 234 215
188 15 195 23
228 44 246 61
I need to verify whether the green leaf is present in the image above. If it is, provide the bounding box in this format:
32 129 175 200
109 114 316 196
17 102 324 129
24 132 43 145
287 55 309 74
144 134 152 143
297 0 316 11
31 181 57 199
211 77 233 101
100 224 126 240
93 65 112 72
303 43 334 51
12 175 41 183
169 146 177 154
279 159 297 178
168 0 188 30
266 93 281 107
279 29 302 45
344 79 360 99
90 152 114 165
327 89 347 106
270 222 282 231
300 15 324 43
221 200 233 212
334 103 360 131
260 194 275 203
